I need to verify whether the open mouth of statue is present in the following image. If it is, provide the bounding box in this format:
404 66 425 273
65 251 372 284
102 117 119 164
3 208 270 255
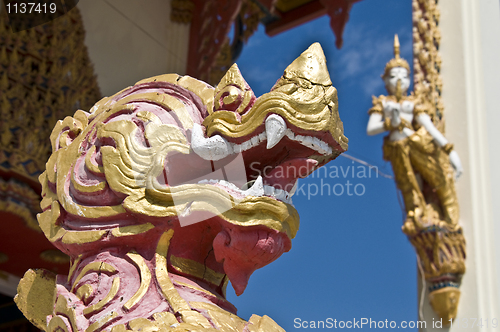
182 114 340 206
197 176 296 205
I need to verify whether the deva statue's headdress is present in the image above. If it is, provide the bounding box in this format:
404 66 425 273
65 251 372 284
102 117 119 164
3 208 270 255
382 34 411 78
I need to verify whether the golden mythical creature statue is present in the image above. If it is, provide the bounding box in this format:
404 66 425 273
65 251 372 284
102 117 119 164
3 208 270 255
15 43 348 332
367 35 466 324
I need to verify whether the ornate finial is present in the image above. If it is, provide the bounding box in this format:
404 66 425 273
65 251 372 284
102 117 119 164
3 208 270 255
214 63 255 114
282 42 332 86
383 34 410 78
394 34 401 59
216 64 246 92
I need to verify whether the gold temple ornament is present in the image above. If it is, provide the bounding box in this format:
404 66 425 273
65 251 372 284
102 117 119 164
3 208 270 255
366 1 466 322
15 43 348 332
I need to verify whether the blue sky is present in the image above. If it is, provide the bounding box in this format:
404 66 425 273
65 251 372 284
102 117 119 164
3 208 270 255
227 0 419 330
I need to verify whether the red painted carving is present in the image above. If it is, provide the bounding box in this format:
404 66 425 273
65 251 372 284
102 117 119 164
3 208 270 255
320 0 362 48
257 0 278 14
186 0 364 82
186 0 244 83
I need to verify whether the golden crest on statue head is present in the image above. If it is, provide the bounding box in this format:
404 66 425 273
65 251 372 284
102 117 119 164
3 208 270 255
383 35 411 78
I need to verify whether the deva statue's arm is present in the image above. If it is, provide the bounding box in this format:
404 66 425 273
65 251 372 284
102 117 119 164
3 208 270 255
416 113 464 179
367 112 386 136
367 96 389 136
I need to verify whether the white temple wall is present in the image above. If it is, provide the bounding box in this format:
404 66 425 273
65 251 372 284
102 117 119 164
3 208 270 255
78 0 190 97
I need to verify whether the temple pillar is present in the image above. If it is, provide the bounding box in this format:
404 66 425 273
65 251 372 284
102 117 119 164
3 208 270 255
419 0 500 330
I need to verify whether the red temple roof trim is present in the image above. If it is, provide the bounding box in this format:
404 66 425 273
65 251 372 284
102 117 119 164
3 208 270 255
186 0 362 85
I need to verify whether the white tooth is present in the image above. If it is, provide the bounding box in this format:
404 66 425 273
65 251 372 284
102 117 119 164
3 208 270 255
265 114 287 149
319 141 329 154
312 137 321 148
302 136 313 148
275 188 285 200
264 185 275 196
314 138 329 155
259 132 267 141
233 144 241 154
243 176 264 197
191 123 232 161
289 181 298 197
251 135 260 146
295 134 304 142
241 140 251 151
219 180 239 191
285 128 294 139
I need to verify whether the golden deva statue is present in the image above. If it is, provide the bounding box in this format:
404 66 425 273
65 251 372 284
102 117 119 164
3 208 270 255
367 35 466 324
367 35 462 227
